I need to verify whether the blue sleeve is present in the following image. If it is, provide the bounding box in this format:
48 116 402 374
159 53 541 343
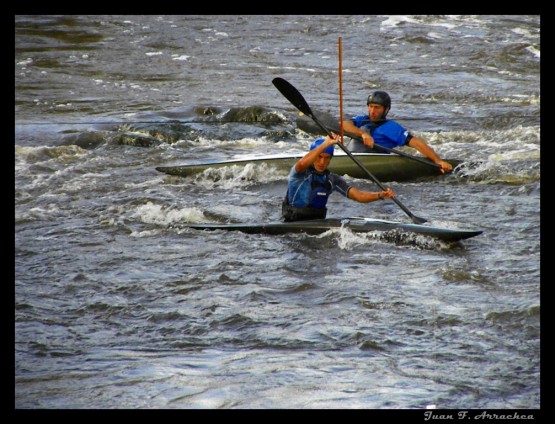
329 173 351 198
288 163 308 180
373 120 412 148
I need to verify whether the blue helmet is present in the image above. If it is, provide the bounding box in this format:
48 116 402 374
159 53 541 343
310 137 334 156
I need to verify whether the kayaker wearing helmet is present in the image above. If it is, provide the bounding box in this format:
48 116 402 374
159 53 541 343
282 133 395 222
341 91 453 174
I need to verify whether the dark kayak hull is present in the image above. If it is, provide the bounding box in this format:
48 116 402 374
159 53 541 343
156 153 461 182
186 217 482 242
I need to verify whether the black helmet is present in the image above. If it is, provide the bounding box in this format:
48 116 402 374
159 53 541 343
367 91 391 119
367 91 391 109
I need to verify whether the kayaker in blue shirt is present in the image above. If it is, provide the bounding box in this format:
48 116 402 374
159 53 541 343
341 91 453 173
282 133 395 222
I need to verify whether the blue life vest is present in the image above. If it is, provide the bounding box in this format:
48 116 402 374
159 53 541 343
347 116 413 153
282 169 333 221
308 173 332 209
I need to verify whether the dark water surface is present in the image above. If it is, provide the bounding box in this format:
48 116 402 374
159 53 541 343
15 15 540 410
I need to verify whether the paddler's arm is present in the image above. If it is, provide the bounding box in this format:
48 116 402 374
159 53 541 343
341 119 374 148
295 134 339 173
407 136 452 174
348 187 395 203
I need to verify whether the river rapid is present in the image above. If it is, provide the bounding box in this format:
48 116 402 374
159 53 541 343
14 15 540 412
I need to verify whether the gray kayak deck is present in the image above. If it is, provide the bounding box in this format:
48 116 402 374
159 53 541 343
156 153 461 182
186 217 482 242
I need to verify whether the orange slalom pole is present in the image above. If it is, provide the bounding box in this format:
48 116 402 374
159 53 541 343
338 37 344 145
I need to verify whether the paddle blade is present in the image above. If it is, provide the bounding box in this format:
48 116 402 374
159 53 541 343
411 215 428 225
272 78 313 117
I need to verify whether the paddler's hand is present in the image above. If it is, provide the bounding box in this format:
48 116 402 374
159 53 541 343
379 188 395 200
360 130 375 148
325 132 341 146
434 159 453 174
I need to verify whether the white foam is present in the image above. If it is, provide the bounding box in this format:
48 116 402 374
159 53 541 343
15 204 61 222
129 229 162 238
192 163 286 190
172 55 190 61
316 227 377 250
525 45 540 59
173 136 269 150
380 15 419 28
132 202 206 226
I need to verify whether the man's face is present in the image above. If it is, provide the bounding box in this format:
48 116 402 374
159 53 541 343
313 152 332 173
368 103 387 121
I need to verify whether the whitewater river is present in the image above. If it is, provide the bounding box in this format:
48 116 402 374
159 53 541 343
14 15 540 412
